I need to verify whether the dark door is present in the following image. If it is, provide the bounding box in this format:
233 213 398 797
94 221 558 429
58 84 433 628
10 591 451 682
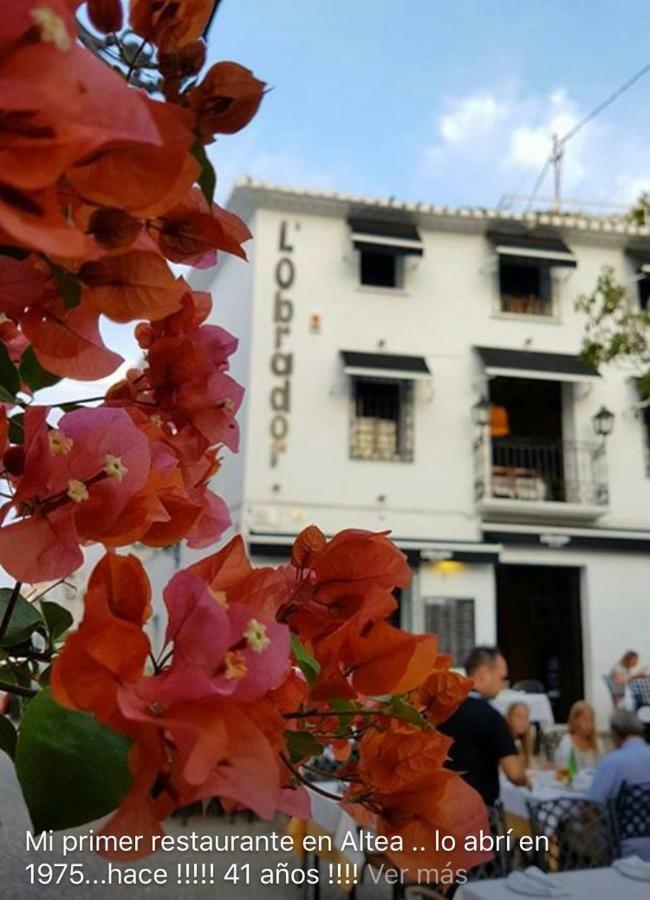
496 564 583 722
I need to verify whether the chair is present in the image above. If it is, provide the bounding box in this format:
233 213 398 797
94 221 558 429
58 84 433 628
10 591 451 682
465 801 512 881
512 679 546 694
613 781 650 843
526 797 619 872
444 802 512 898
628 677 650 710
602 673 625 707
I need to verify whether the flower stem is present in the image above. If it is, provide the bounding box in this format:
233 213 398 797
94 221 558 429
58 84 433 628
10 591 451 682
279 752 344 802
0 679 36 698
0 581 23 643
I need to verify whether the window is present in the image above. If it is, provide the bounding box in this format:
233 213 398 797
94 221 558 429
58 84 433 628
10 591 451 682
360 248 401 288
424 597 476 667
642 407 650 476
350 377 414 461
499 259 552 316
638 276 650 310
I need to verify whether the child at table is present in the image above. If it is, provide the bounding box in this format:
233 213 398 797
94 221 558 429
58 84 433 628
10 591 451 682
506 701 533 769
554 700 603 770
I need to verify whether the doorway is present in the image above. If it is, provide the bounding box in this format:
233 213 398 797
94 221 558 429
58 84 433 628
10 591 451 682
489 377 566 501
496 564 583 722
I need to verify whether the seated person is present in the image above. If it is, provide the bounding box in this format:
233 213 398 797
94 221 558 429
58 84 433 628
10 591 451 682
554 700 602 770
506 701 532 769
439 646 529 805
587 710 650 860
611 650 649 687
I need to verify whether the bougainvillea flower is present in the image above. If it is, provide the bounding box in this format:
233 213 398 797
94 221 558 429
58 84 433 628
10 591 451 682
87 0 123 33
151 188 252 265
66 101 197 218
86 207 141 251
0 183 90 258
344 725 491 880
416 666 474 725
184 489 230 548
130 0 216 51
0 405 150 581
190 61 266 139
21 296 123 379
0 255 49 321
0 41 160 189
51 552 152 731
0 0 76 54
344 621 439 696
117 321 244 449
280 527 409 643
80 250 185 322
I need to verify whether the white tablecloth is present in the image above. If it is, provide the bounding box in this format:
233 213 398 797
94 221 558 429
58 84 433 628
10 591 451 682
454 864 650 899
305 782 365 866
491 690 555 726
499 775 587 820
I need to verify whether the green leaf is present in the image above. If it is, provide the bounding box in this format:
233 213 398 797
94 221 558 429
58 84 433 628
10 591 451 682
0 715 17 759
0 342 20 401
290 634 320 687
0 589 42 649
52 267 82 310
40 601 73 642
8 412 24 444
284 729 323 764
19 347 60 392
387 695 428 728
191 144 216 205
15 689 132 832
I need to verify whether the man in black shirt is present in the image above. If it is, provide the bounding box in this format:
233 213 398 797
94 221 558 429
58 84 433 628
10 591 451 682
439 646 529 805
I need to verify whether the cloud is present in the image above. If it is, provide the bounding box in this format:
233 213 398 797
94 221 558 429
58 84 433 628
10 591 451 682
418 85 650 209
438 93 508 144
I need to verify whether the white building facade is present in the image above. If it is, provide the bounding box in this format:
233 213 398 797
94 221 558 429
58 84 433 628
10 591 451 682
187 179 650 725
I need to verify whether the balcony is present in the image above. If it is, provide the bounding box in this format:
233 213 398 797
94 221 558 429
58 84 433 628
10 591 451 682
474 436 609 522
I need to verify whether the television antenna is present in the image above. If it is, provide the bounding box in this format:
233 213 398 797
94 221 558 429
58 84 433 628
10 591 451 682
525 59 650 213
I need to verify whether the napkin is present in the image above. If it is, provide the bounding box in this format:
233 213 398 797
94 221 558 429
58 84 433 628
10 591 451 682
505 867 571 896
613 855 650 881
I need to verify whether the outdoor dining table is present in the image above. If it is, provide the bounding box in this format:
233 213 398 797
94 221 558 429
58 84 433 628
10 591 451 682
498 773 591 840
491 690 555 726
453 863 650 899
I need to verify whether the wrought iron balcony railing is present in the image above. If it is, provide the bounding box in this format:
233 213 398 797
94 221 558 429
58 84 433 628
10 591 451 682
474 436 609 508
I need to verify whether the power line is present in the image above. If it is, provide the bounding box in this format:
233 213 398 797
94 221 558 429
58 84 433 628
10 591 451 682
525 59 650 212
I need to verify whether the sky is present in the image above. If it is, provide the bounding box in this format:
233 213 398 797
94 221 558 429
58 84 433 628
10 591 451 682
204 0 650 212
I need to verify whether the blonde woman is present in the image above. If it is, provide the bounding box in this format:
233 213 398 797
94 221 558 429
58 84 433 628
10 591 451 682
506 701 533 770
554 701 602 770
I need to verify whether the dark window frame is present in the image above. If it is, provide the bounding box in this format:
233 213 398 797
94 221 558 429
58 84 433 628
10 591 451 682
349 376 414 462
498 257 554 316
359 248 403 288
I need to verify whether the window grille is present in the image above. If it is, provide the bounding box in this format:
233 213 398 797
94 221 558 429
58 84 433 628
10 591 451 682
424 597 476 666
349 377 414 462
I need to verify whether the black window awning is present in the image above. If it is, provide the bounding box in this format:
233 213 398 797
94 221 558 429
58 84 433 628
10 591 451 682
341 350 431 380
488 230 576 268
476 346 599 383
348 217 424 256
626 241 650 273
